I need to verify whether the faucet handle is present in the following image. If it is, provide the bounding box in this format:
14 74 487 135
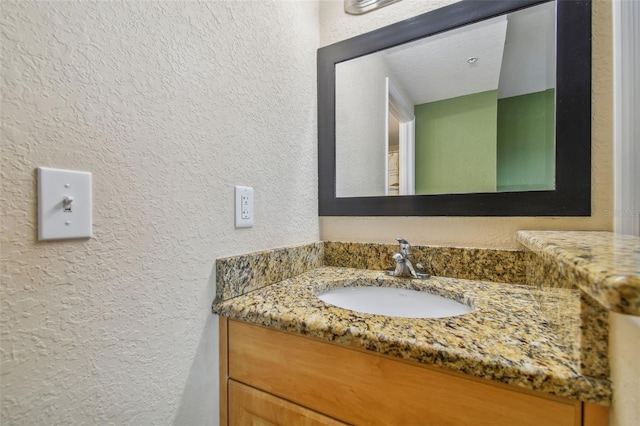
396 237 411 255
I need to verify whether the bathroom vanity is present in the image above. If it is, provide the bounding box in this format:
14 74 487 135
221 318 603 426
213 231 640 425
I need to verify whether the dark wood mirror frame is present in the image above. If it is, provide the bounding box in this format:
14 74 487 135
318 0 591 216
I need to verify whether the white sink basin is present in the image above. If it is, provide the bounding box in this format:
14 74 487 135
317 286 471 319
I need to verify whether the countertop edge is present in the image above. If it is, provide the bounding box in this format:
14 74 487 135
516 230 640 315
214 306 612 405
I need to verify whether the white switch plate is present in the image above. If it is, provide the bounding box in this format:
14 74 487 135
38 167 92 240
234 186 254 228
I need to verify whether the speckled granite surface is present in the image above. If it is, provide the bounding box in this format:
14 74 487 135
523 248 610 378
517 231 640 315
579 292 609 378
213 267 611 404
324 242 527 284
217 241 527 302
215 242 323 301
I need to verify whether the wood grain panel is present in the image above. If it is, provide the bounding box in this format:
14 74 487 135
229 380 348 426
220 316 229 426
228 319 581 426
583 402 609 426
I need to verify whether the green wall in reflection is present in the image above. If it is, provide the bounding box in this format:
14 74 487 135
415 90 498 195
496 89 555 191
414 89 554 194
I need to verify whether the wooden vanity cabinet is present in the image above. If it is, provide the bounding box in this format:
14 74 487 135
220 318 608 426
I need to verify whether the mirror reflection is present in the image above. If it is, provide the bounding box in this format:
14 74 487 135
335 2 556 198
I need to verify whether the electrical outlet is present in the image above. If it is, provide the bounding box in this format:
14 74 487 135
235 186 254 228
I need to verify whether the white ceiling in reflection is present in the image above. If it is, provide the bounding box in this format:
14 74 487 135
379 1 555 105
385 15 508 105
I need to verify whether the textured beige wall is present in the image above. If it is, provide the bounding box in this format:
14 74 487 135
319 0 613 249
0 1 319 424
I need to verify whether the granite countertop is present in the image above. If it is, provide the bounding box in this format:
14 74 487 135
517 230 640 315
212 266 611 404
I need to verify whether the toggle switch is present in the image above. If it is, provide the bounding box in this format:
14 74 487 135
38 167 92 240
63 195 74 212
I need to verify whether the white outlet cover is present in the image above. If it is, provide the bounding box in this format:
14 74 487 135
38 167 92 240
235 186 254 228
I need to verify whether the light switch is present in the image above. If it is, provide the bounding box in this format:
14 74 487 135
38 167 92 240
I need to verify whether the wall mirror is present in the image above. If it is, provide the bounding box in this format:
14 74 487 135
318 0 591 216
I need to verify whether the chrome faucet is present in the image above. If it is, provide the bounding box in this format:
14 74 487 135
391 237 430 278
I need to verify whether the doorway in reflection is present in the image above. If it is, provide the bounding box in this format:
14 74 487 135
387 110 400 196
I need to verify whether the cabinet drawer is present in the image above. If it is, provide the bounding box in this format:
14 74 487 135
227 319 581 426
229 380 348 426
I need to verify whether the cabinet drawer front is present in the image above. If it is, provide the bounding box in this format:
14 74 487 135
228 320 581 426
229 380 348 426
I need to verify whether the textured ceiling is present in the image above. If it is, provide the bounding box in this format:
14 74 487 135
382 1 556 105
385 15 508 105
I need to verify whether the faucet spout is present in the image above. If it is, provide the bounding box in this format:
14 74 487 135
396 237 411 257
